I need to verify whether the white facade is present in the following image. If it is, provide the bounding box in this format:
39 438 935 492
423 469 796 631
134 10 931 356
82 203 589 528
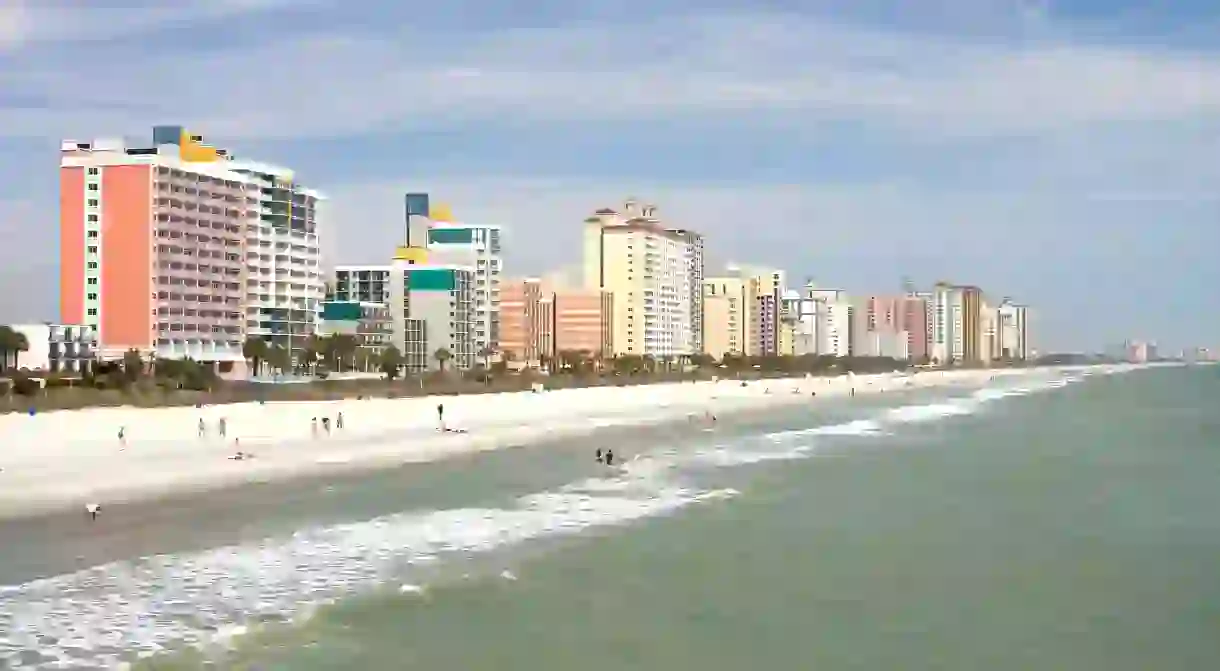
230 161 325 359
996 300 1030 360
13 323 98 373
424 223 502 355
333 265 391 304
805 288 851 357
930 284 961 364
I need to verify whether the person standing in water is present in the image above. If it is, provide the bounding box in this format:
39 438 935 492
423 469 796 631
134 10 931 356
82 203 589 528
604 449 615 466
86 502 101 521
595 448 603 463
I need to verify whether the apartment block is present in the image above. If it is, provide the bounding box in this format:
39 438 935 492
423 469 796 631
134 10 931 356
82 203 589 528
901 296 930 362
669 228 705 354
500 278 612 366
806 287 852 357
12 323 98 373
582 200 693 358
386 262 476 372
318 301 391 369
59 125 324 371
333 265 391 304
701 276 747 358
424 220 503 355
995 300 1030 360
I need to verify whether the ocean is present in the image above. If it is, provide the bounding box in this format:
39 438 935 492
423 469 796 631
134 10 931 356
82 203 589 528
1 365 1218 670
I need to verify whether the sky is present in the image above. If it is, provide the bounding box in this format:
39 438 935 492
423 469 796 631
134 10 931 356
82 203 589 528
1 0 1218 352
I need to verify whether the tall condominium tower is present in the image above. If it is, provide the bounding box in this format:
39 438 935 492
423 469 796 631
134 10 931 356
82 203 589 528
59 125 324 371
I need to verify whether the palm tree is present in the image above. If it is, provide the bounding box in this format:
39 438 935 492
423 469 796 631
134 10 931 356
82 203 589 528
433 347 452 372
0 325 29 370
266 344 290 374
380 345 404 379
242 336 269 377
330 334 358 372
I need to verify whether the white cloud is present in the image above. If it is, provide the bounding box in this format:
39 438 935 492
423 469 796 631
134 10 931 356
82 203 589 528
4 11 1220 140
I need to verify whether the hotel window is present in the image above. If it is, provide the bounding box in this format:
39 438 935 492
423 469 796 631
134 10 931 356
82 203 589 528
87 168 99 175
87 199 99 207
87 309 97 316
87 183 98 191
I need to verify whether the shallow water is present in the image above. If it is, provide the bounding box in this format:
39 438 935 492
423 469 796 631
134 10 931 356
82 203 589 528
3 366 1217 670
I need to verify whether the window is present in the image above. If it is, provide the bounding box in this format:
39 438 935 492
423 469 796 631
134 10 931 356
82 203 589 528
87 199 99 207
87 293 98 300
88 246 98 254
87 168 99 175
87 230 98 238
87 184 98 191
87 277 98 285
87 214 99 223
87 308 98 316
87 262 98 269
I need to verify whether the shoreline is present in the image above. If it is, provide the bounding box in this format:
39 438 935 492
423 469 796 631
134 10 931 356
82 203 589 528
0 368 1094 522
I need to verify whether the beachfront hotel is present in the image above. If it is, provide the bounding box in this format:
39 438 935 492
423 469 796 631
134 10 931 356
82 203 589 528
581 199 695 358
387 261 477 372
499 278 613 368
58 125 324 371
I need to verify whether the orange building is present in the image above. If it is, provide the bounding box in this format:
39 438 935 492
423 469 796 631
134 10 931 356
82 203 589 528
500 278 612 367
59 126 323 369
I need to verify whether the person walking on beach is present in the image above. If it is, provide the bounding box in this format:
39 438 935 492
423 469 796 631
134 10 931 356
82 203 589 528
336 412 344 430
437 403 445 431
198 417 207 438
218 417 227 438
322 416 331 434
117 426 126 446
311 417 318 437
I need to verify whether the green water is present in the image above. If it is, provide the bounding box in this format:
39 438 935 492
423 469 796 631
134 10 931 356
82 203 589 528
145 366 1220 671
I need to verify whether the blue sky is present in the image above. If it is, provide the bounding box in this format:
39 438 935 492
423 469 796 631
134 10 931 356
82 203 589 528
1 0 1218 351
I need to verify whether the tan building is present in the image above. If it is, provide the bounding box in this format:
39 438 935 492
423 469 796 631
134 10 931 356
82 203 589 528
960 285 985 364
702 276 747 358
582 199 695 358
500 278 612 367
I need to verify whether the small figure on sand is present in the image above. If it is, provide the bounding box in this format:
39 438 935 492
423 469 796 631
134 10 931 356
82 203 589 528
86 502 101 521
311 417 318 437
218 417 227 438
336 412 344 430
437 403 445 431
198 417 207 438
117 426 126 445
322 416 331 434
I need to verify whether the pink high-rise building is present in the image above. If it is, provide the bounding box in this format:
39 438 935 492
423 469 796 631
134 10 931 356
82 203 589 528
901 296 929 361
500 278 612 366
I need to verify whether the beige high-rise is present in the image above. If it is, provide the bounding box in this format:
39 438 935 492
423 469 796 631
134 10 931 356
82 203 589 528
582 199 695 358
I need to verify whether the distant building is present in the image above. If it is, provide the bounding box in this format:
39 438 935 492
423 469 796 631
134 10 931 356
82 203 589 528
387 262 476 372
318 301 390 370
333 265 391 304
701 276 747 358
995 300 1030 360
582 200 693 358
12 323 98 374
424 219 503 356
500 278 612 367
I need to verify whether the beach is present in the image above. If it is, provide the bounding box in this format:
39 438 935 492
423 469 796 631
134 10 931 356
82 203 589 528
6 363 1213 671
0 369 1006 520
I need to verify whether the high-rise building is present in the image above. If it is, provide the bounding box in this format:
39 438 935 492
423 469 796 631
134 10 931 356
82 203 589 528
960 285 985 364
500 278 613 367
333 265 391 304
669 228 705 354
701 276 747 358
901 296 930 362
386 261 476 372
424 218 503 356
806 288 852 357
582 200 692 358
995 300 1030 360
721 264 785 356
59 125 324 370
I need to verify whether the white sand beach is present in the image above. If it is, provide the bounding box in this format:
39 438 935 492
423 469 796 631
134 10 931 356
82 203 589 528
0 369 1024 518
